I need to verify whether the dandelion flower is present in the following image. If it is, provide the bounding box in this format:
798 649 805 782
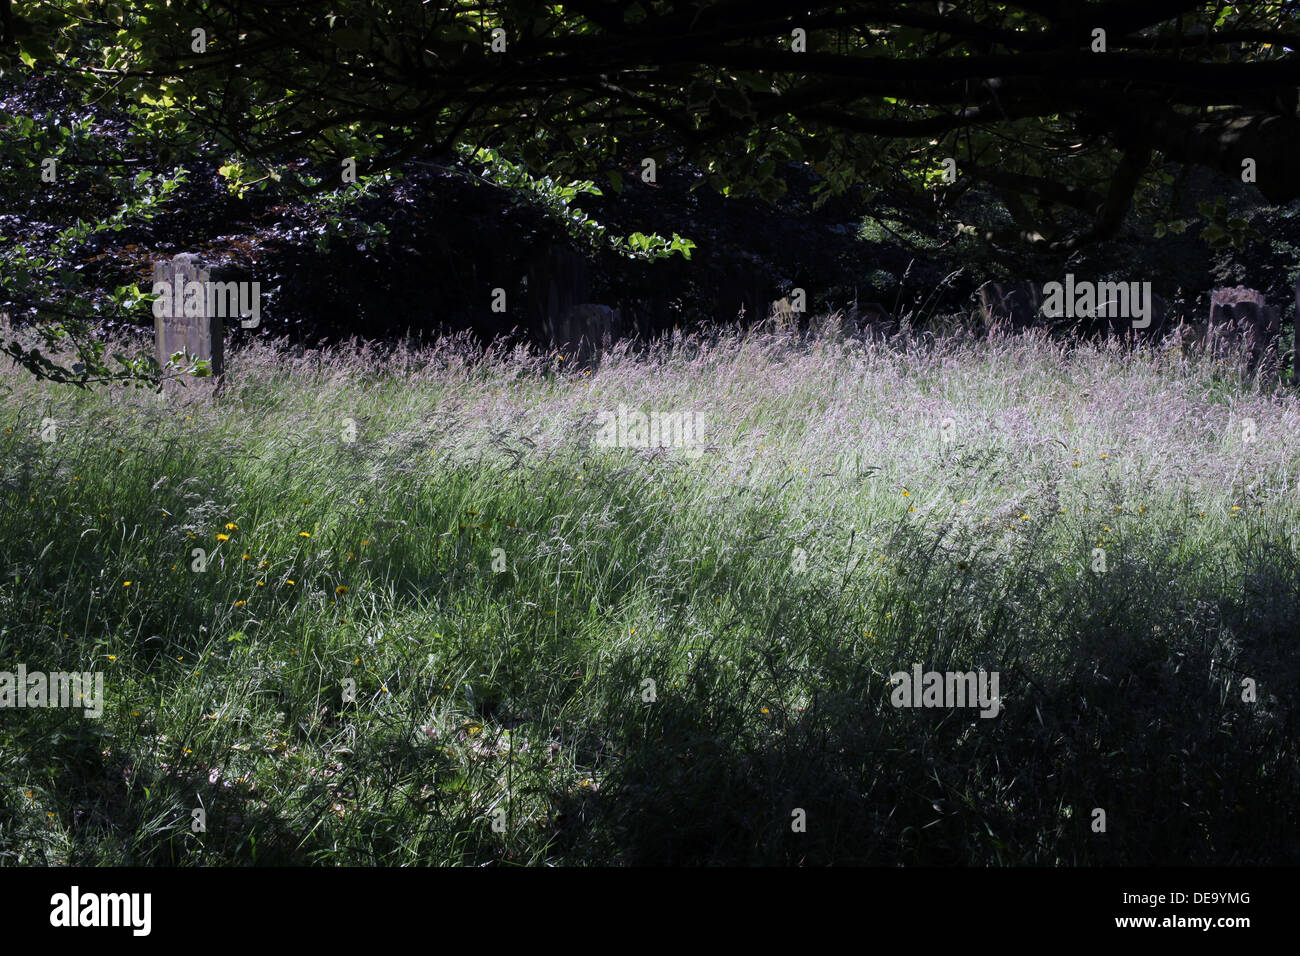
225 522 238 531
335 585 348 595
299 532 311 538
216 533 230 542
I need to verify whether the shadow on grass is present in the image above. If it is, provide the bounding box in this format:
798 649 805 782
544 511 1300 865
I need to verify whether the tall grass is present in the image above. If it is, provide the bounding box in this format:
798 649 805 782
1 321 1297 864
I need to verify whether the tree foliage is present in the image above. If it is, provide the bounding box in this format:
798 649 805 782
2 1 1299 383
14 2 1297 240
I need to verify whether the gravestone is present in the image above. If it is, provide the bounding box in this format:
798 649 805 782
851 301 895 337
551 303 623 360
977 281 1043 330
1078 288 1169 339
153 254 223 383
1209 286 1279 379
617 293 671 341
978 279 1169 339
526 241 589 345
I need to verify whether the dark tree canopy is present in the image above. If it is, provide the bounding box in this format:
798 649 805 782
2 1 1300 385
12 0 1299 250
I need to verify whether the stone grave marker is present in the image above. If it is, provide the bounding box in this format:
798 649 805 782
1209 286 1280 380
153 254 223 385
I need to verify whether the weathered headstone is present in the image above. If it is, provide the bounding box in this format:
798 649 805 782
1106 291 1169 339
526 241 589 345
617 294 671 341
153 254 223 383
851 301 895 337
1209 286 1279 379
977 280 1044 330
551 303 623 360
978 279 1169 339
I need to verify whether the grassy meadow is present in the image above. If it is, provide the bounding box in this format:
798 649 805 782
1 319 1298 865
